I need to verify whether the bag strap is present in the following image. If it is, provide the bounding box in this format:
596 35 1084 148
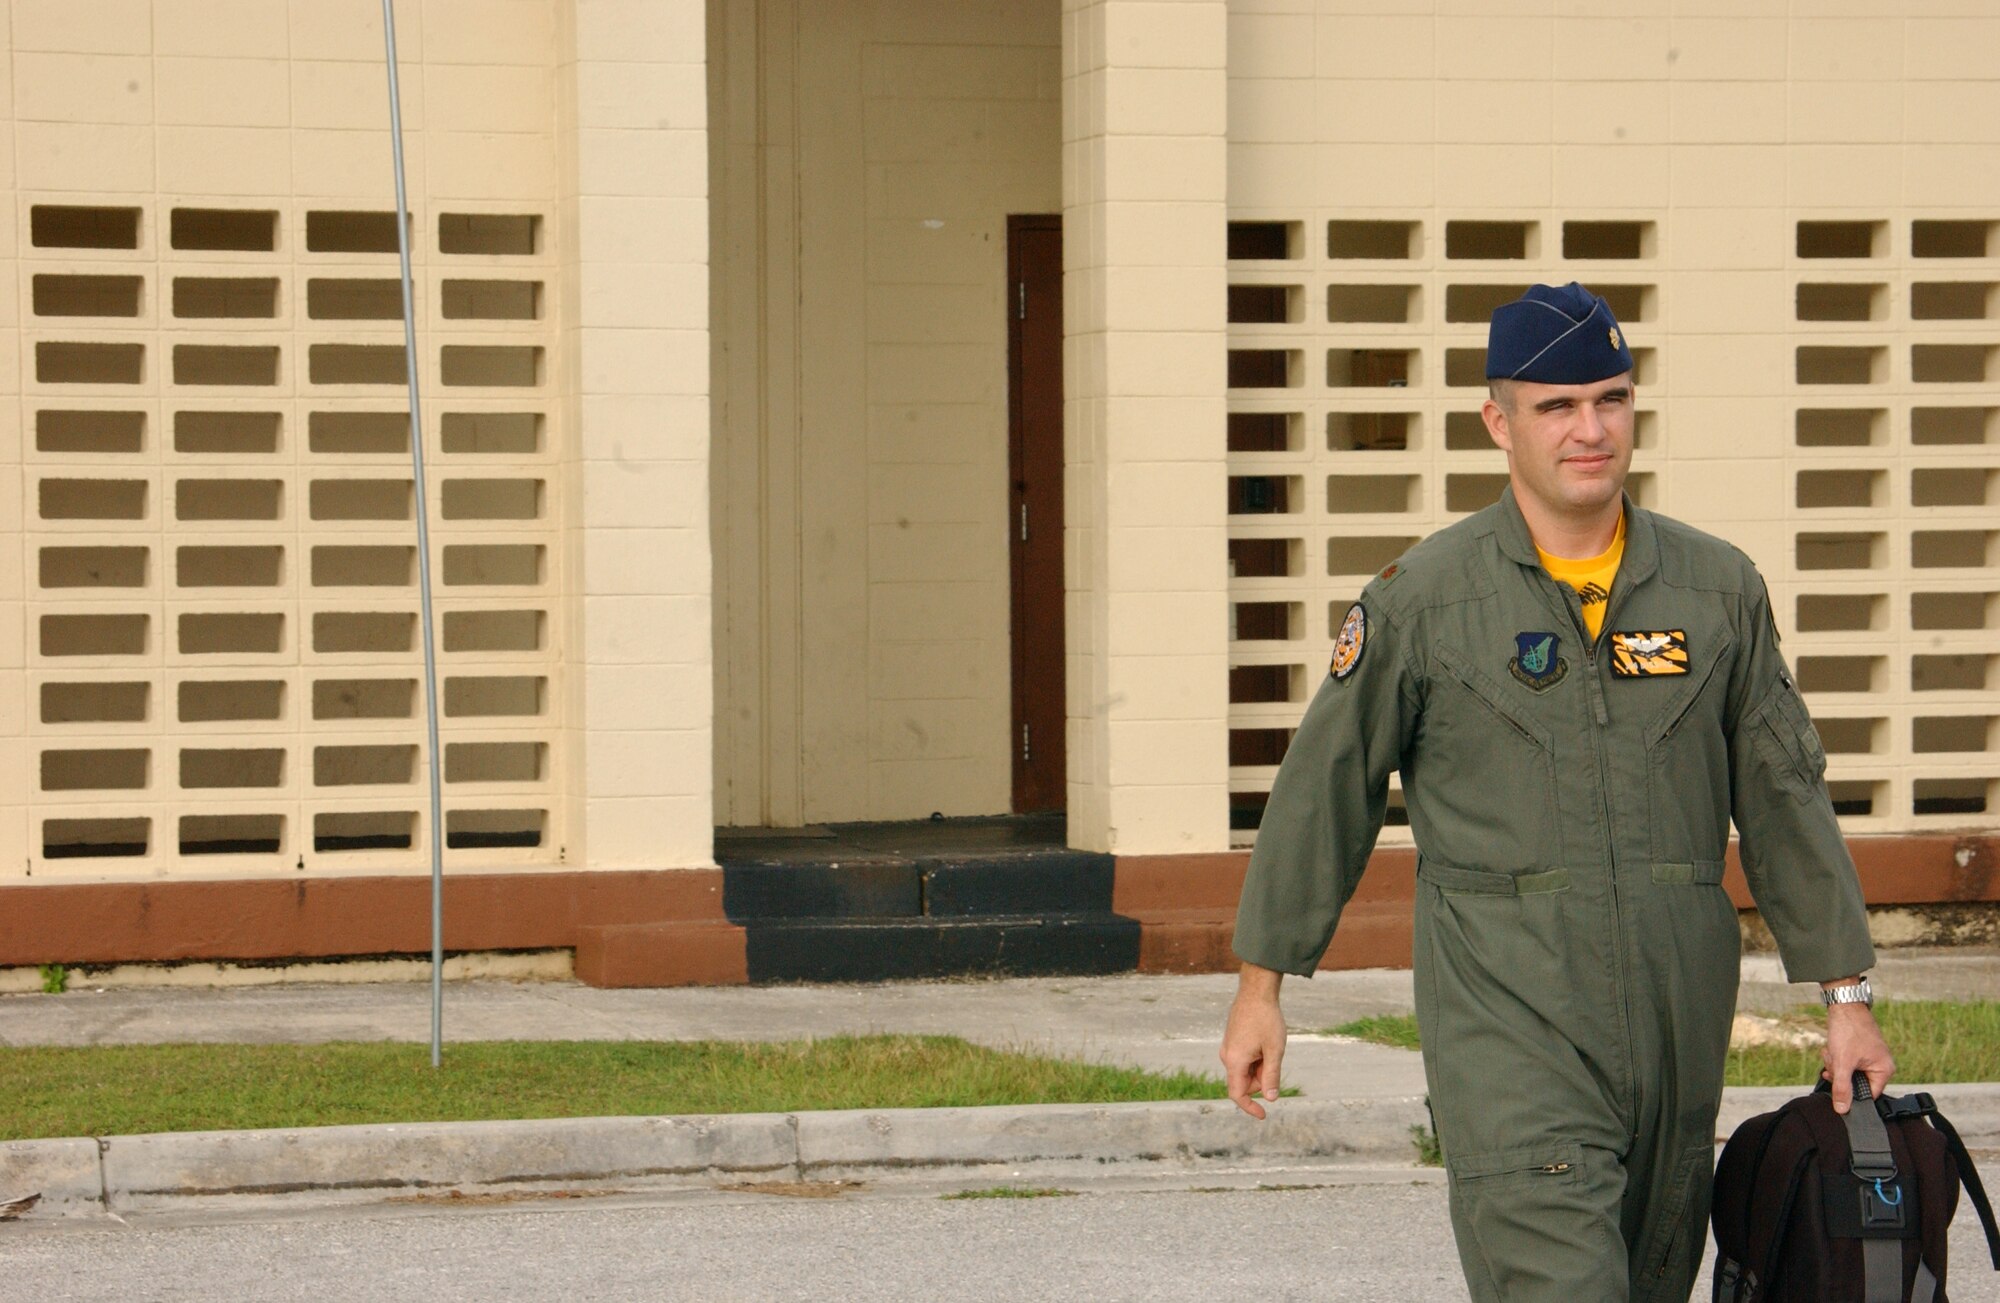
1913 1257 1940 1303
1841 1077 1908 1303
1918 1094 2000 1270
1842 1075 1897 1181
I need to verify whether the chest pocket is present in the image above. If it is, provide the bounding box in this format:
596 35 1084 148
1755 672 1827 802
1646 630 1735 750
1423 644 1559 872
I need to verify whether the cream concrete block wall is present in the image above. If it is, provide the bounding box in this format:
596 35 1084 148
1226 0 2000 844
7 0 578 879
709 0 1060 826
1064 0 1231 855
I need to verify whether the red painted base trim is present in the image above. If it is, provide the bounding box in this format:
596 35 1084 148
575 921 748 987
0 870 726 975
0 834 1991 986
1117 834 2000 977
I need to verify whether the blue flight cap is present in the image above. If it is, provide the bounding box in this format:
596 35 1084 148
1485 282 1634 384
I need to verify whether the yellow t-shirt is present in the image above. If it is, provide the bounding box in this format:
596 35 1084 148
1537 515 1626 641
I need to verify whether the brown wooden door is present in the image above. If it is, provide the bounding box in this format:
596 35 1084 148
1008 215 1065 813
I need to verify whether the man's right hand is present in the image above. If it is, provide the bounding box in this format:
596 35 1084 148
1220 963 1287 1120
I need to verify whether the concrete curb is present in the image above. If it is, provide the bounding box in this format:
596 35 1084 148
0 1094 1432 1218
3 1084 1993 1221
0 1138 101 1218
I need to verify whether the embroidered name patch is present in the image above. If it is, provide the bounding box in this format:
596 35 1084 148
1509 631 1568 691
1331 603 1367 680
1609 630 1689 677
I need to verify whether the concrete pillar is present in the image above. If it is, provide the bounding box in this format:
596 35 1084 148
1062 0 1230 855
561 0 715 867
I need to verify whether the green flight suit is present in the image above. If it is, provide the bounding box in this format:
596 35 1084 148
1234 487 1875 1303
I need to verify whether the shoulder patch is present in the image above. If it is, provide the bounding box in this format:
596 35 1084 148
1331 603 1367 680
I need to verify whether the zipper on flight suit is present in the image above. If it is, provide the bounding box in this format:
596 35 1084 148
1547 571 1640 1133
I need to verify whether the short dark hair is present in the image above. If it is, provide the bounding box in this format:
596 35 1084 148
1487 379 1521 414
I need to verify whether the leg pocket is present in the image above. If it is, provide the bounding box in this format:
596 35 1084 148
1447 1142 1627 1303
1629 1142 1714 1303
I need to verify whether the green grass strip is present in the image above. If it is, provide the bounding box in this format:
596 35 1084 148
1328 1013 1423 1051
0 1034 1227 1142
1326 1001 2000 1088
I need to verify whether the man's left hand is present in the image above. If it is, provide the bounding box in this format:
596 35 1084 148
1822 1003 1895 1115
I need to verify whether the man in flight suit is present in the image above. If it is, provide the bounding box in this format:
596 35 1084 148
1220 283 1896 1301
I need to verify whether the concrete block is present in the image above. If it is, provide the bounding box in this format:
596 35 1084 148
1317 142 1436 208
1671 144 1785 209
155 0 290 58
13 0 152 55
424 0 559 65
1552 79 1668 144
159 126 292 197
425 132 560 202
1315 15 1434 80
15 122 154 193
1101 3 1225 71
1905 82 2000 146
1671 81 1787 145
287 0 422 62
1790 18 1901 82
1437 80 1552 146
574 0 706 65
289 60 398 132
1317 79 1435 144
156 57 289 128
0 1138 103 1218
12 54 153 125
581 795 717 867
1669 19 1787 81
1904 18 2000 82
1789 145 1900 210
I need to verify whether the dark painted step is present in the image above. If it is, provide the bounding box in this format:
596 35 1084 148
720 851 1117 921
921 852 1115 917
741 912 1141 983
721 859 919 920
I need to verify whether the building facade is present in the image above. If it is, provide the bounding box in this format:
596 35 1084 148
2 0 1996 982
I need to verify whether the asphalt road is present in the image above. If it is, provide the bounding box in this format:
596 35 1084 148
2 1175 1464 1303
6 1171 1999 1302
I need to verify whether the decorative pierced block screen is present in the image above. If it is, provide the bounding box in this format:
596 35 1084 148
1790 217 2000 828
25 203 561 873
1226 207 2000 846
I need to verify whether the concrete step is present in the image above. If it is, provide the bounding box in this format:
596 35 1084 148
576 912 1145 986
717 852 1118 921
742 912 1141 983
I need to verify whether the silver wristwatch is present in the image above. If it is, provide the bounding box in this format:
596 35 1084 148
1820 977 1873 1008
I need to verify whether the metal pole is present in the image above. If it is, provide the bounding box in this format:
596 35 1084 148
380 0 447 1069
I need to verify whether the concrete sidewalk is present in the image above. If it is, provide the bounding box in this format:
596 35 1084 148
3 947 1997 1221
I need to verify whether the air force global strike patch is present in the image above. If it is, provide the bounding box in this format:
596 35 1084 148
1331 603 1367 680
1510 631 1569 691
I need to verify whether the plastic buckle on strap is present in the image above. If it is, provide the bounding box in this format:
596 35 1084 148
1861 1175 1907 1231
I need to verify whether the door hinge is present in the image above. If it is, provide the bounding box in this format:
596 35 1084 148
1019 502 1028 542
1022 723 1031 761
1017 281 1026 320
